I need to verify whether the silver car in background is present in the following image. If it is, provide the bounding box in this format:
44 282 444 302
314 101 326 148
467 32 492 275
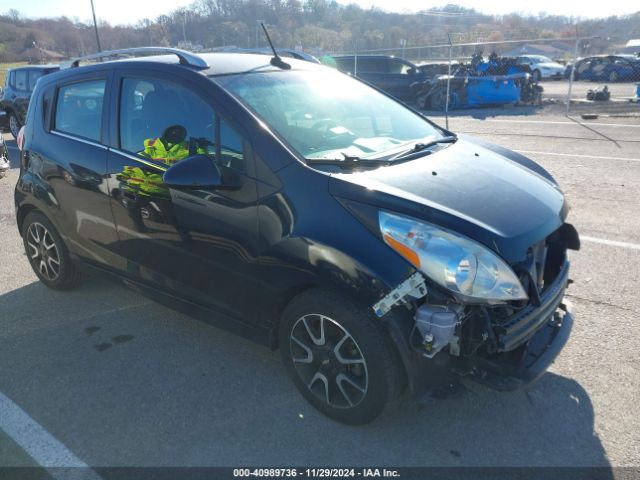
516 55 565 81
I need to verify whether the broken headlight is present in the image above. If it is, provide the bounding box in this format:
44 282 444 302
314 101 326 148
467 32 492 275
379 211 528 303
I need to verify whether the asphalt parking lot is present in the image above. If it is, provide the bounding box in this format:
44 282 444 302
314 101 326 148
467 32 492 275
1 111 639 474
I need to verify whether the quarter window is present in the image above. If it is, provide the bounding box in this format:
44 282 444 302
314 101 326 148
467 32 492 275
54 79 106 142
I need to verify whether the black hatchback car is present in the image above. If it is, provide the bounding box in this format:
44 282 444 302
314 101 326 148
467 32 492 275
16 47 579 424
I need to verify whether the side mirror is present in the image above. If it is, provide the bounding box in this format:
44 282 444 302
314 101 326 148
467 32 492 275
163 155 224 189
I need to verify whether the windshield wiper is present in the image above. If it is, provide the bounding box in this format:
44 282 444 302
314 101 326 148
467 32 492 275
306 152 390 169
387 135 458 163
305 136 457 169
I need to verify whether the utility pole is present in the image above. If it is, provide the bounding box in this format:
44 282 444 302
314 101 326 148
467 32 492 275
445 33 452 130
566 24 580 117
90 0 102 52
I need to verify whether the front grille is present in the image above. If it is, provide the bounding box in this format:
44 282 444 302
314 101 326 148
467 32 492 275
515 225 574 304
496 260 569 351
463 223 578 354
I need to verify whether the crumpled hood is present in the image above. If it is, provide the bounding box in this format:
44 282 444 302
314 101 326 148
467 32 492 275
329 137 568 262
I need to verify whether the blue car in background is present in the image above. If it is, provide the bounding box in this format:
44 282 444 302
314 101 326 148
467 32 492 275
567 55 640 82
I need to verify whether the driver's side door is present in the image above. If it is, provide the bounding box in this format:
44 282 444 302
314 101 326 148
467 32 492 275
105 71 262 327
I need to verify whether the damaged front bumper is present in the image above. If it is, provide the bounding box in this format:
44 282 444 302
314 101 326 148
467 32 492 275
460 259 573 391
462 301 573 391
383 259 574 402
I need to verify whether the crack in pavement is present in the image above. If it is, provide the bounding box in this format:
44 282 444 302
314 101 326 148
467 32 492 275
565 293 637 313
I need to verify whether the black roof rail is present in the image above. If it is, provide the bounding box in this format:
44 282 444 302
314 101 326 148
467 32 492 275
63 47 209 69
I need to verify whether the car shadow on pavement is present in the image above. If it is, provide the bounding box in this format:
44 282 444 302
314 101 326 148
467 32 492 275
0 275 613 472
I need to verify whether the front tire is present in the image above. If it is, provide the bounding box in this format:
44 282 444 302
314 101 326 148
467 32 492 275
22 211 80 290
9 112 21 139
279 288 403 425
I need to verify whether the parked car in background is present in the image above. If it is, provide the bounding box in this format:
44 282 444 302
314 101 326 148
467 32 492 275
331 55 428 102
515 55 564 81
566 55 640 82
0 65 60 138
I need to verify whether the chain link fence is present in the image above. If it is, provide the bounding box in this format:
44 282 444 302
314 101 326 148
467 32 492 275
327 35 640 121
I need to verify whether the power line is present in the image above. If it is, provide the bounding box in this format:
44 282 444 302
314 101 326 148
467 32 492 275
89 0 102 52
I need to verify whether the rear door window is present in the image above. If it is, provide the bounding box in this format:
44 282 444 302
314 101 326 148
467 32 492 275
54 79 106 142
577 60 591 74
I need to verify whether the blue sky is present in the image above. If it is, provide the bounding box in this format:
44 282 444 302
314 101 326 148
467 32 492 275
5 0 639 26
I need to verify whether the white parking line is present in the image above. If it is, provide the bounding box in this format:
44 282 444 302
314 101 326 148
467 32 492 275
514 149 640 162
0 392 102 479
474 119 640 128
581 236 640 251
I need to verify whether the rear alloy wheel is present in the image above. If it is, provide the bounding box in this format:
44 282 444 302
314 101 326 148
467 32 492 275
9 113 21 139
280 289 402 425
608 71 618 82
22 211 80 290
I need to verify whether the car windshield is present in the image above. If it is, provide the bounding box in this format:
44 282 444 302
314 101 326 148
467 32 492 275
214 70 443 162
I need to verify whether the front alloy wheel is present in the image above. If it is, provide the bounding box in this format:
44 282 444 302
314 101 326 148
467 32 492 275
290 314 369 409
280 288 403 425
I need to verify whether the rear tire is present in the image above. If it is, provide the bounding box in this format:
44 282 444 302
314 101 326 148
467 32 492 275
279 288 402 425
22 211 80 290
9 112 21 139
